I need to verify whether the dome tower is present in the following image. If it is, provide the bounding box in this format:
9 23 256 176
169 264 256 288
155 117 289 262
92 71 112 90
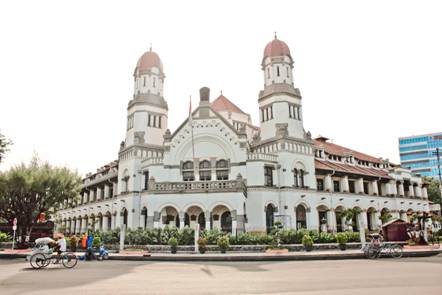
258 35 305 141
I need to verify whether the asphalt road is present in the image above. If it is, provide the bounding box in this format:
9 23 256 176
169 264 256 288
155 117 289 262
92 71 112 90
0 255 441 295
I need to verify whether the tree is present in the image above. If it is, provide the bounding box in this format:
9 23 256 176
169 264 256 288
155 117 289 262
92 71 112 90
0 156 82 240
0 130 13 163
426 177 442 206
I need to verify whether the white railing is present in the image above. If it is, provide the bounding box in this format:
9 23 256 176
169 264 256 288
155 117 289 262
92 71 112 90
149 179 246 194
247 152 278 162
144 157 164 166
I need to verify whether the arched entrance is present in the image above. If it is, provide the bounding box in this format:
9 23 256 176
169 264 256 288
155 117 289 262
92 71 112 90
296 204 307 229
317 205 329 232
105 211 112 230
212 205 232 233
121 208 128 228
141 207 148 229
160 206 179 228
186 205 205 230
265 203 276 233
367 207 376 231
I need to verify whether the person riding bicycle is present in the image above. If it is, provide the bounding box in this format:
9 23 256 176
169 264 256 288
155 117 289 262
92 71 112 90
370 231 384 248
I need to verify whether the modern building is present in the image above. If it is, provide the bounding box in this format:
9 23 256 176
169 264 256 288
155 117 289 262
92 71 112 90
398 132 442 179
56 37 431 235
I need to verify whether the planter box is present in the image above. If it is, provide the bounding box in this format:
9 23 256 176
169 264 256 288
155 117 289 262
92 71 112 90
265 248 289 254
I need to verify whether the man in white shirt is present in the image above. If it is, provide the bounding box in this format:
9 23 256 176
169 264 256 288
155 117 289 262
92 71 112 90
55 235 67 254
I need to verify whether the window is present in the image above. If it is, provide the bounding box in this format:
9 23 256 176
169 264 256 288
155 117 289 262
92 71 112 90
260 105 274 122
300 169 305 187
349 180 355 193
199 160 211 181
144 171 149 190
277 66 280 77
264 166 274 187
267 68 270 79
287 67 290 78
294 169 299 187
153 77 156 87
143 76 146 87
147 114 151 127
289 104 293 118
216 159 229 180
317 179 324 191
182 161 195 181
333 180 340 192
127 115 134 130
158 116 161 128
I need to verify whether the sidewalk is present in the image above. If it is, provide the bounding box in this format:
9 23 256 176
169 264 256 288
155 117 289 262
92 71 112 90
1 246 440 261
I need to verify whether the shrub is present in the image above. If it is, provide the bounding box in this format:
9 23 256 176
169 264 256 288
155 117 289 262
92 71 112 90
317 232 336 243
0 232 10 243
217 235 230 252
177 227 194 245
201 228 224 245
344 231 360 243
336 233 348 245
301 234 313 247
197 237 208 253
168 237 178 247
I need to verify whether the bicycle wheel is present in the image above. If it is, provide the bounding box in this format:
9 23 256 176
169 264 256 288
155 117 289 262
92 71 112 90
29 253 47 269
61 253 78 269
367 247 380 259
389 244 403 258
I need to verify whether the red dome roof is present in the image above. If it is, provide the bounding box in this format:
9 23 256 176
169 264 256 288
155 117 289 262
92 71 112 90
263 37 291 58
135 49 163 75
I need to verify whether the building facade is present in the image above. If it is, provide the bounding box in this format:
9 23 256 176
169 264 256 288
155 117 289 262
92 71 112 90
56 38 431 235
398 132 442 179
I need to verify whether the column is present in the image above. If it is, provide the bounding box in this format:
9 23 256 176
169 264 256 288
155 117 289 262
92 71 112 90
83 191 88 204
115 212 121 229
415 186 422 198
153 211 160 228
400 211 407 221
76 219 81 234
82 217 88 233
96 187 102 201
231 210 238 236
104 184 110 199
327 209 336 232
371 180 379 195
146 215 154 229
70 220 75 233
205 211 211 230
374 211 381 228
391 210 400 219
389 180 397 196
308 207 319 231
398 182 405 196
111 214 116 230
103 215 109 231
422 186 428 199
408 184 415 197
324 174 332 191
179 212 185 228
340 176 349 192
356 178 364 194
360 210 368 230
236 215 246 234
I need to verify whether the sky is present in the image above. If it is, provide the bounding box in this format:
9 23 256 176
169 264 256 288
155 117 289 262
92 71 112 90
0 0 441 176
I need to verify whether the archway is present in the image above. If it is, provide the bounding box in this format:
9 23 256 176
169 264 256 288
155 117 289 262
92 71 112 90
296 204 307 229
141 207 148 229
105 211 112 230
121 208 128 228
186 205 205 230
265 203 276 233
160 206 179 228
212 205 231 233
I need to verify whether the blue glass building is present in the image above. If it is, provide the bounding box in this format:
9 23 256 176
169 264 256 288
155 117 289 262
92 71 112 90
398 132 442 179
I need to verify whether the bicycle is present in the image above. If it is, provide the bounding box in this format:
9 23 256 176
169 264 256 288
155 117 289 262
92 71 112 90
366 243 403 259
29 252 78 269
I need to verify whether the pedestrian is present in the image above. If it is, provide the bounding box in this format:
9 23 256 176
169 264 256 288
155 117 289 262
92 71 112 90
81 233 87 249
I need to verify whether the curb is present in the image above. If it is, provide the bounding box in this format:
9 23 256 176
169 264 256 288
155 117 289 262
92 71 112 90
1 250 439 262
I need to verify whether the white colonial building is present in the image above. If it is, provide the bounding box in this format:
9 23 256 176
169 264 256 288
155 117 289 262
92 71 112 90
56 37 431 235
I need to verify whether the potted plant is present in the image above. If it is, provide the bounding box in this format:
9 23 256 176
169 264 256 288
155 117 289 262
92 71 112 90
70 235 79 252
217 235 230 254
302 234 313 252
336 232 348 251
197 237 208 254
168 237 178 254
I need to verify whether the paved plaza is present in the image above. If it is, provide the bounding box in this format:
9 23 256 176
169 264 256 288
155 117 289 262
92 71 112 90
0 255 441 295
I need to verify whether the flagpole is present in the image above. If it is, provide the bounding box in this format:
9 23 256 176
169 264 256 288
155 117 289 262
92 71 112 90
189 96 195 159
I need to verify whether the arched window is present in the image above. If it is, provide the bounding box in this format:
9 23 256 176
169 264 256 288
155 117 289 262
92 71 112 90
199 160 211 181
182 161 195 181
220 211 232 233
216 159 229 180
287 67 290 78
300 169 305 188
296 205 307 229
265 204 276 233
293 168 299 187
143 76 146 87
